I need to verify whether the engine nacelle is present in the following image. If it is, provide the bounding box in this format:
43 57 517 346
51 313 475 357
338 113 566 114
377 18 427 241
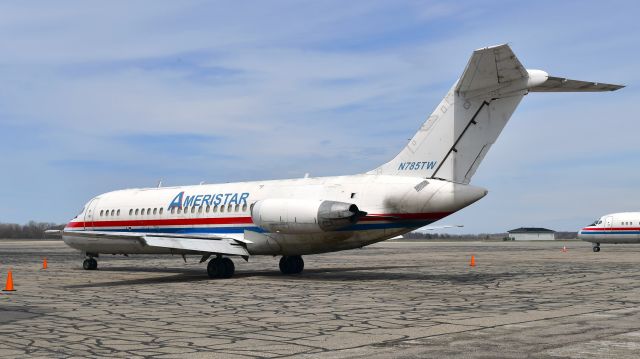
251 199 367 234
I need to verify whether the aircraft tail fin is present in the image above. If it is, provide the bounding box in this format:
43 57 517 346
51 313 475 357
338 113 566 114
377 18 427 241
369 44 623 183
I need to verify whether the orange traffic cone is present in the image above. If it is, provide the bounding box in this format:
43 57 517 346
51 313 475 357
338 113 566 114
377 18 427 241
3 270 15 291
469 255 476 267
42 258 48 270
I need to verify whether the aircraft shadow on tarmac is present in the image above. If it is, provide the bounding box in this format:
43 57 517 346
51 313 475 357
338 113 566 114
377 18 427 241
65 265 518 288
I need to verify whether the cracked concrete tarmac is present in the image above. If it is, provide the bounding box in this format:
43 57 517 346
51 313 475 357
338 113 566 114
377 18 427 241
1 240 639 358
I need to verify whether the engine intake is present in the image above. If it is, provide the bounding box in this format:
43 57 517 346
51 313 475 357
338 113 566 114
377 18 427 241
251 199 367 234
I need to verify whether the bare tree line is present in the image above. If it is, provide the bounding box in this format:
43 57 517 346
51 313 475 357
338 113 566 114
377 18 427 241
0 222 64 239
400 231 578 241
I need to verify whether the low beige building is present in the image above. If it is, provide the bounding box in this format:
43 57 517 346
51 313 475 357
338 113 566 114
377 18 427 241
507 227 555 241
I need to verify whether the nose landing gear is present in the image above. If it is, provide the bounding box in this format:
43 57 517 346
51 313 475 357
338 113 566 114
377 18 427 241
592 243 601 252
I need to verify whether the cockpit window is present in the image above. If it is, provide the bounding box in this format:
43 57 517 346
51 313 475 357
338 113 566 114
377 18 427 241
73 206 85 219
588 219 600 226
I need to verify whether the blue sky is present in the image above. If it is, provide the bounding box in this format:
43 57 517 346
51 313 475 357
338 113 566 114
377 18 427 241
1 1 638 233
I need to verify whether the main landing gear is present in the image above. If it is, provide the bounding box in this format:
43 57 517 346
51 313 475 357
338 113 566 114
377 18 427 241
82 257 98 270
592 243 601 252
279 255 304 275
207 256 235 279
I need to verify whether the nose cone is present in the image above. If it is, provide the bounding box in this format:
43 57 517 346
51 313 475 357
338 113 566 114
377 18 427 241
577 228 585 239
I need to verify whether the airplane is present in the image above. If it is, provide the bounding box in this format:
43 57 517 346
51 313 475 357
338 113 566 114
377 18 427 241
578 213 640 252
46 44 623 278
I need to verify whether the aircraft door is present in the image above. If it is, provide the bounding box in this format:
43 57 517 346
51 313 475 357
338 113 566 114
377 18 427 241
84 198 100 230
604 216 613 229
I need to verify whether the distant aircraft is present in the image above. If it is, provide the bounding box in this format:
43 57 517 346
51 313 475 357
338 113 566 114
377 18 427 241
578 213 640 252
47 44 623 278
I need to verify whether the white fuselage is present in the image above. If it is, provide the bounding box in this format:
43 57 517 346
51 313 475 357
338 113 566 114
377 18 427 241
578 212 640 244
63 175 487 256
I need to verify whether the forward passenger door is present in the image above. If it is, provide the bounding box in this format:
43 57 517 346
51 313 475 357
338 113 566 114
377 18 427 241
84 198 99 230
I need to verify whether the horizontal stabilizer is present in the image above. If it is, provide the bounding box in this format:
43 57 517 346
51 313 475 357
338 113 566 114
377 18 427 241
456 44 528 94
529 76 624 92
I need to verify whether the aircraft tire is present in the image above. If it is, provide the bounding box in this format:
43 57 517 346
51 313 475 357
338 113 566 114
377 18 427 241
221 258 235 279
207 258 223 279
593 246 601 253
83 258 98 270
279 255 304 275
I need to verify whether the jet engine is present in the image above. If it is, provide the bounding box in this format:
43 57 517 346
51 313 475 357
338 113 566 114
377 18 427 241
250 199 367 234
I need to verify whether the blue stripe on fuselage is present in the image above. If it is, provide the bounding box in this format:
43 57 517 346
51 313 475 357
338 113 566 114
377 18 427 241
81 220 433 235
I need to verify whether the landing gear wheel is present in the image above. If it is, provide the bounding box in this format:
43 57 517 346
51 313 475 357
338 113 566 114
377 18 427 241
221 257 235 279
279 255 304 275
593 245 601 252
83 258 98 270
207 257 235 279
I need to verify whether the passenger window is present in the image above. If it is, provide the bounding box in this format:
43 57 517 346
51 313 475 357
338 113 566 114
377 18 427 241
206 205 210 213
146 208 150 215
171 207 175 214
135 209 139 215
191 207 196 214
228 204 232 212
117 209 120 216
111 209 115 216
213 205 218 213
159 208 163 215
220 205 225 213
100 210 104 216
198 206 203 214
177 208 182 214
129 209 133 216
105 210 108 217
242 204 247 212
235 204 239 212
153 208 157 215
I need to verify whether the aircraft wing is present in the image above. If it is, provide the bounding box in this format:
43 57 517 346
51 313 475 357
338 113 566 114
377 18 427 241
61 230 250 257
528 76 624 92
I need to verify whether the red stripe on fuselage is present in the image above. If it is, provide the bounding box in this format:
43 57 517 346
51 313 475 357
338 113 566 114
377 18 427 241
66 212 452 229
582 227 640 231
361 212 451 221
66 216 253 228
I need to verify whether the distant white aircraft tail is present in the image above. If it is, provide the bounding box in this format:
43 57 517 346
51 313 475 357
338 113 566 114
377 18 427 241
369 44 623 184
